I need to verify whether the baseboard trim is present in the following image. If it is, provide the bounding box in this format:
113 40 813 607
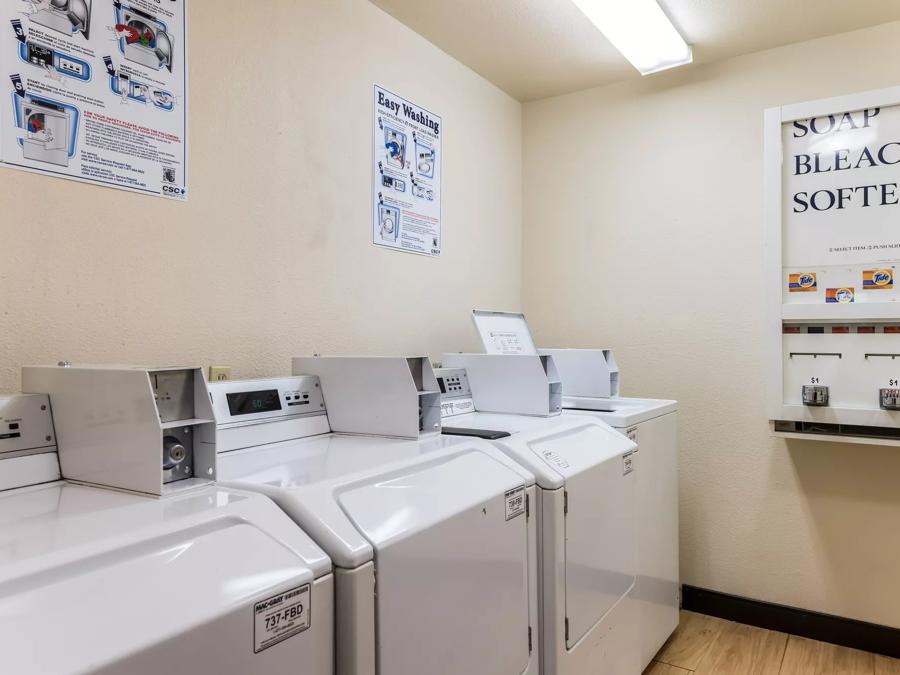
681 585 900 659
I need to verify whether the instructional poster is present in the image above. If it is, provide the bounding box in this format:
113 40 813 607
373 85 441 256
0 0 188 199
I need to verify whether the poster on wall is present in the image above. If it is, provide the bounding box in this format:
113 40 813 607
372 84 442 256
0 0 188 199
783 105 900 268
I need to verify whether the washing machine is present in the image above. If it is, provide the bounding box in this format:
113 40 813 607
415 141 435 178
465 310 680 670
437 355 640 675
117 6 174 72
383 126 406 169
545 357 680 670
378 204 400 241
204 356 541 675
10 366 334 675
21 98 70 166
30 0 92 40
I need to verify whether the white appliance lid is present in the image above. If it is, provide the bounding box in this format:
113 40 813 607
563 397 678 427
471 310 538 355
446 411 635 490
0 482 331 674
216 432 535 568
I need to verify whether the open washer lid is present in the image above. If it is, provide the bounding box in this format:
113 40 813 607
445 412 637 648
471 310 538 356
0 482 330 674
216 431 536 675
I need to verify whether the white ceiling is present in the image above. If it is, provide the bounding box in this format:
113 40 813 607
370 0 900 101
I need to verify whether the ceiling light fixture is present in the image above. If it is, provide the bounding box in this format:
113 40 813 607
571 0 692 75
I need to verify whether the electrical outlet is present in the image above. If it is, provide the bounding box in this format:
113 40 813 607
208 366 232 382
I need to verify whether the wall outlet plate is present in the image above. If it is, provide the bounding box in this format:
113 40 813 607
208 366 232 382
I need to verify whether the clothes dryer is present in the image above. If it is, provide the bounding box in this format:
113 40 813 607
437 357 640 675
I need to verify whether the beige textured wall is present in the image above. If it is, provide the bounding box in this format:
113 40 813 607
0 0 522 390
522 22 900 627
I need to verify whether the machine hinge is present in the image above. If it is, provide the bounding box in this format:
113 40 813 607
563 490 568 515
528 626 533 653
565 617 570 642
525 493 530 519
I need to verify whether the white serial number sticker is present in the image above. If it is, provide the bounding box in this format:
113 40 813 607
254 584 311 654
505 486 526 520
622 451 635 476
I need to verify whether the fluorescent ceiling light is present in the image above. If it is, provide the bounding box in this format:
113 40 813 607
571 0 692 75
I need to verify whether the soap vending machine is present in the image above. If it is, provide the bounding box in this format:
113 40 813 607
765 89 900 445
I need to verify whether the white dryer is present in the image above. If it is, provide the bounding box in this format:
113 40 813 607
437 357 640 675
10 367 334 675
205 356 541 675
554 391 679 670
464 309 680 669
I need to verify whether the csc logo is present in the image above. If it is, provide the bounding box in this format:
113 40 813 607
162 184 185 196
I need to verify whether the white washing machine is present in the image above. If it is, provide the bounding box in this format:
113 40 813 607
205 356 541 675
378 204 400 241
30 0 92 39
119 6 174 72
437 356 640 675
21 98 70 166
11 367 334 675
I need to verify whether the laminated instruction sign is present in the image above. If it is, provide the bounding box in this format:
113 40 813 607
0 0 188 199
373 85 441 256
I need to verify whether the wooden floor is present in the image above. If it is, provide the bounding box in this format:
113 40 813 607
645 611 900 675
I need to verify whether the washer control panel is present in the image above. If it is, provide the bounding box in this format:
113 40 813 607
0 394 55 455
208 376 326 426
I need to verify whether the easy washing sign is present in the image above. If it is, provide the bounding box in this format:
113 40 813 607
373 85 442 257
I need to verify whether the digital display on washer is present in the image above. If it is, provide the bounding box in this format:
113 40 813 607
226 390 282 416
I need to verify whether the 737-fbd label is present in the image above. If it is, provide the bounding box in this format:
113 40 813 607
253 584 311 654
505 486 526 521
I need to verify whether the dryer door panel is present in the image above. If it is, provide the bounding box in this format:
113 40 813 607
535 427 636 647
339 451 532 675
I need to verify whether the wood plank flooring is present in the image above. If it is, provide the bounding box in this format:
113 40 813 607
647 611 900 675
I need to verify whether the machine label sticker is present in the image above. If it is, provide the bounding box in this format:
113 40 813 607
373 85 442 257
788 273 818 292
825 287 855 303
505 486 526 521
440 398 474 418
863 269 894 290
622 451 635 476
0 0 189 199
253 584 311 654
